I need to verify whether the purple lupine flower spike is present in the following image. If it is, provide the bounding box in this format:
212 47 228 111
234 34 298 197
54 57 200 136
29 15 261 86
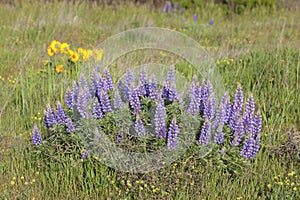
180 7 184 15
243 93 255 134
167 117 179 150
77 89 88 118
113 90 123 109
154 95 167 138
165 2 171 13
90 69 99 97
92 98 103 119
240 134 255 159
43 104 57 128
173 2 178 12
200 81 208 112
65 87 74 109
199 117 211 144
65 118 75 133
231 117 244 146
193 14 198 21
139 67 148 97
98 89 112 113
214 123 224 144
104 69 114 90
250 133 260 159
229 83 244 130
56 101 66 124
99 77 109 91
129 87 141 115
213 92 228 144
209 19 214 25
149 75 158 100
123 69 134 101
32 124 42 146
253 109 262 137
135 116 146 136
162 66 178 101
79 74 90 99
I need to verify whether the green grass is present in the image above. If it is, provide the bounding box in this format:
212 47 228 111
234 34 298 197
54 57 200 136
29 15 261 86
0 0 300 199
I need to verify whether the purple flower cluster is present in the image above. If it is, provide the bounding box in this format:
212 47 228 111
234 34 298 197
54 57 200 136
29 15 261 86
92 98 103 119
162 66 178 101
154 95 166 138
65 118 75 133
56 101 66 124
135 116 146 136
199 118 211 144
113 90 123 109
37 66 263 161
31 124 42 146
129 87 141 115
44 104 57 128
167 117 179 150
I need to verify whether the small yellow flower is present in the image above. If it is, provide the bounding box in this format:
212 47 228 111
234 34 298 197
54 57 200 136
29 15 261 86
42 60 49 66
83 50 92 60
139 186 143 191
47 47 55 57
126 180 132 187
291 182 295 186
12 177 16 180
31 179 36 183
278 182 283 186
60 43 70 55
69 50 79 63
50 40 61 53
293 187 297 191
56 65 64 73
94 49 103 61
11 181 15 185
24 182 29 185
21 176 24 180
267 184 272 189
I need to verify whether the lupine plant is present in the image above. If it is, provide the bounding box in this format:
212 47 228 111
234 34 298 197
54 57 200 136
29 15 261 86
31 65 263 170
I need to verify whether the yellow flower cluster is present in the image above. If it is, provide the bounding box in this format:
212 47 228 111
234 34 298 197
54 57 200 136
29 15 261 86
267 171 299 193
216 57 234 65
0 75 16 84
46 40 104 73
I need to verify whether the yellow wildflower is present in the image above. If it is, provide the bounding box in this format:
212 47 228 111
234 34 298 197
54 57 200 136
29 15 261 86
21 176 24 180
24 181 29 185
50 40 61 53
42 60 49 66
11 181 15 185
293 187 297 191
56 65 64 73
47 47 55 57
278 182 283 186
60 43 70 55
94 49 103 61
267 184 272 189
83 50 92 60
69 50 79 63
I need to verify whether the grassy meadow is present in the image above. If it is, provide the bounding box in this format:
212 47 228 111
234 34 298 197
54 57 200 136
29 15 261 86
0 0 300 199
